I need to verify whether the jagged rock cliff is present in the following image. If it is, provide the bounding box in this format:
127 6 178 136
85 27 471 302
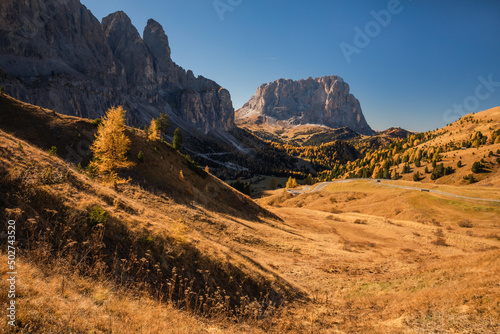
0 0 234 134
236 76 374 136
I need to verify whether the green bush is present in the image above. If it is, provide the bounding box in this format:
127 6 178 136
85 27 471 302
76 162 83 173
463 174 477 184
48 146 57 156
86 163 98 178
413 172 421 182
92 118 103 127
471 161 483 173
89 205 108 226
137 151 144 163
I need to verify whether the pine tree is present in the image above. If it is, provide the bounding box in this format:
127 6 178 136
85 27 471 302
303 173 314 185
156 113 169 139
148 114 169 141
173 128 183 151
90 106 134 184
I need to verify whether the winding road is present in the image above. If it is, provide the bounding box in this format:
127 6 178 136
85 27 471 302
287 179 500 203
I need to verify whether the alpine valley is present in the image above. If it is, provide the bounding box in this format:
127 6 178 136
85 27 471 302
0 1 499 333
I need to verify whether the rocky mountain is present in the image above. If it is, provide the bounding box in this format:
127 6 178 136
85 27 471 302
0 0 234 135
236 76 374 136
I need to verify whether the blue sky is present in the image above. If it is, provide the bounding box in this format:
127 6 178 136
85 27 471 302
81 0 500 132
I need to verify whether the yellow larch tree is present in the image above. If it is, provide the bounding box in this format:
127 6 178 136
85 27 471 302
148 118 160 141
90 106 134 184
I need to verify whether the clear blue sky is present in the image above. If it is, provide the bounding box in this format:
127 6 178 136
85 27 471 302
81 0 500 132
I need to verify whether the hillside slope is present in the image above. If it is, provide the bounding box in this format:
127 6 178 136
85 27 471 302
322 107 500 186
1 95 499 332
0 93 309 331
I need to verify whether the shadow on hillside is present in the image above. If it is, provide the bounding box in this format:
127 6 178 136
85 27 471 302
0 164 305 319
0 94 278 223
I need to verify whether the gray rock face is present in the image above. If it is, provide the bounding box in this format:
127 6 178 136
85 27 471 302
0 0 234 134
237 76 374 135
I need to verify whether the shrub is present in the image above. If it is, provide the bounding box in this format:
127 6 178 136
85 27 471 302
48 146 57 156
463 174 477 184
458 220 473 228
457 160 462 168
86 163 98 178
41 166 54 185
402 163 410 174
433 237 448 246
137 151 144 163
89 205 108 226
92 118 103 127
433 228 448 246
0 86 4 94
471 161 483 173
77 162 83 173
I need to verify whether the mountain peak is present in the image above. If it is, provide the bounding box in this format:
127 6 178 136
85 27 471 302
144 18 171 59
237 75 374 136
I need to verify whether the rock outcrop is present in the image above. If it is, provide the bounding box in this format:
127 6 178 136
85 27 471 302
237 76 374 136
0 0 234 134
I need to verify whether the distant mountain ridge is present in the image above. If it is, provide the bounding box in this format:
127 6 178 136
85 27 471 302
0 0 234 135
236 76 375 136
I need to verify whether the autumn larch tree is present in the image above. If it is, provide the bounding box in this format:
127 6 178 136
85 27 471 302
148 113 169 141
286 177 298 189
90 106 134 184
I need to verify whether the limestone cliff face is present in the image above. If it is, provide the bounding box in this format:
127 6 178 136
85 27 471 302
237 76 374 136
0 0 234 134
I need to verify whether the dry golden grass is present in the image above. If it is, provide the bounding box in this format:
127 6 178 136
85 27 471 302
0 255 236 334
1 95 499 333
382 107 500 186
253 179 499 332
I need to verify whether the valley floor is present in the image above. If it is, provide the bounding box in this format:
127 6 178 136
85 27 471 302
2 179 500 333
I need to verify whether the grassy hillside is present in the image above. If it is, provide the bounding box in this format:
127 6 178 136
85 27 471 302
0 94 305 332
322 107 500 186
1 94 499 333
256 180 499 332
